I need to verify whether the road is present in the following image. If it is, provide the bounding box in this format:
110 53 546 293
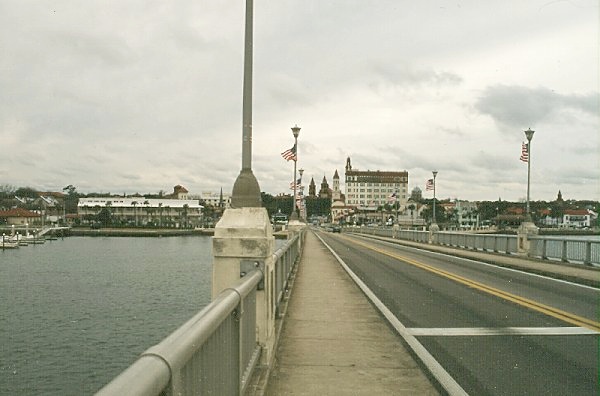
317 231 599 396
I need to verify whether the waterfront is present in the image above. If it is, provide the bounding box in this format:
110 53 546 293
0 236 213 395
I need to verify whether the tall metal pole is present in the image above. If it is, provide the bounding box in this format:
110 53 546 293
290 125 300 220
524 128 535 221
432 170 438 225
298 168 304 220
231 0 261 208
395 177 399 225
241 0 253 172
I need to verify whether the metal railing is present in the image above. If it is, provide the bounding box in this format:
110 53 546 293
348 226 598 266
273 232 304 315
96 231 304 396
435 232 518 254
529 236 599 266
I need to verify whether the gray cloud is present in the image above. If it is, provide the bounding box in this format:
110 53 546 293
0 1 597 201
475 85 597 130
369 63 463 89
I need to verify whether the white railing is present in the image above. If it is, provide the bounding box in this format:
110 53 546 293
96 231 304 396
529 237 599 266
348 227 598 266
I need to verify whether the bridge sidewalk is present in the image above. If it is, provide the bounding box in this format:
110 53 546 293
263 231 438 395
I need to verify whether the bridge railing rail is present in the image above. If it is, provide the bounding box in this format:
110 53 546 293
435 232 518 254
96 231 304 396
529 236 599 266
348 226 598 266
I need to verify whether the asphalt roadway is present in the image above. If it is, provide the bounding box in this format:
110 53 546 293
319 231 598 395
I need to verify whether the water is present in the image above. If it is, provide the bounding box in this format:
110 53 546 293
0 236 213 395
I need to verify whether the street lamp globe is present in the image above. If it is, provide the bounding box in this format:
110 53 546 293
524 128 535 142
291 125 301 138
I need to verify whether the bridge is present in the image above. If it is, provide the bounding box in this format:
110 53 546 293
96 223 598 395
96 1 597 393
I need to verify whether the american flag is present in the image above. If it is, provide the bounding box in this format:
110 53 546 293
289 178 302 190
426 178 434 191
281 144 297 161
520 142 529 163
388 191 397 202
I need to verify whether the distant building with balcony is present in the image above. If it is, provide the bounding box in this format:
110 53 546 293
191 189 231 209
0 208 41 226
454 200 480 229
77 194 203 228
343 156 408 210
562 209 597 228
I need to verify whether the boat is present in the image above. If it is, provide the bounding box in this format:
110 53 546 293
1 235 19 249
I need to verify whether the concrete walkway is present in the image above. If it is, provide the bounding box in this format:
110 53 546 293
265 231 438 395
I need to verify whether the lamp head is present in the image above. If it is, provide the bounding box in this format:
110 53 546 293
291 124 301 138
432 170 438 178
524 128 535 141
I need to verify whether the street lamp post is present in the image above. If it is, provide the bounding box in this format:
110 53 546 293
524 128 535 221
298 168 304 220
393 176 400 225
230 0 261 208
290 125 301 220
432 170 438 227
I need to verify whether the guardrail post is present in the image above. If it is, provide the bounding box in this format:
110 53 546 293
561 240 568 262
584 242 592 266
517 221 538 257
541 239 548 260
212 208 276 365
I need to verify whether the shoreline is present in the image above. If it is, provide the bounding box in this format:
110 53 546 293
68 227 289 239
69 228 214 237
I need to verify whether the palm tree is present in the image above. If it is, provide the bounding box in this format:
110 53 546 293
158 202 163 227
182 204 189 228
131 201 138 226
143 200 150 226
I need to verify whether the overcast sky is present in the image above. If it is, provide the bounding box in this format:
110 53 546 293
1 1 598 201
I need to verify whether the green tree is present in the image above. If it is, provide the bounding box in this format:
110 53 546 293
97 207 112 226
15 187 38 199
420 199 445 224
62 185 80 214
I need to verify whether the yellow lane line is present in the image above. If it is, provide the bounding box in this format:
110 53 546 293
339 234 600 332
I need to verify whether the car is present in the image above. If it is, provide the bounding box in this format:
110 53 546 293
332 225 341 233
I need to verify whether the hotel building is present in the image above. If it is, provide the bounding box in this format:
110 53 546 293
343 157 409 209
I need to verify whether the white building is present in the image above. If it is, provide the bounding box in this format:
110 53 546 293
454 200 480 229
189 190 232 209
343 156 409 209
562 209 597 228
78 197 203 227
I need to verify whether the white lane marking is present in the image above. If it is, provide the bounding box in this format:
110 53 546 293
351 233 600 291
408 327 600 336
315 232 469 396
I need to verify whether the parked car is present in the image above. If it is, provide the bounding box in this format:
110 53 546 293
332 225 341 233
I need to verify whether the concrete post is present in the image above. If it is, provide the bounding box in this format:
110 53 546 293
428 223 439 244
392 223 399 239
212 207 276 364
286 219 306 248
517 221 538 256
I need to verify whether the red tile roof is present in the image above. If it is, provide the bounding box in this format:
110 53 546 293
0 208 41 218
564 209 590 216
